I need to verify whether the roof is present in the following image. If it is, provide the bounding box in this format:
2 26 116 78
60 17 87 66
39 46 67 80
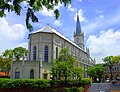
31 25 84 52
75 14 82 34
0 72 5 76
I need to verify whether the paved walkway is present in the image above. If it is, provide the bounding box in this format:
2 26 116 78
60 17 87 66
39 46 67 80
90 83 110 92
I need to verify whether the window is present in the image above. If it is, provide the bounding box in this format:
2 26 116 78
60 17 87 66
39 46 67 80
15 67 20 79
115 67 116 71
77 38 79 43
15 72 20 79
33 46 37 60
117 67 119 71
43 73 48 79
44 45 48 62
56 47 58 59
30 69 34 79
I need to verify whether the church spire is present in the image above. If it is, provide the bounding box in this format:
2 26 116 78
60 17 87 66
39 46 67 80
75 14 81 34
74 13 84 50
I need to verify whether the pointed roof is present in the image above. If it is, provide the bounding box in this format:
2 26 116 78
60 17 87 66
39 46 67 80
31 25 84 51
75 14 82 34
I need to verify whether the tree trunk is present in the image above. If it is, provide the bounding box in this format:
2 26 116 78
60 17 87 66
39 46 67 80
94 76 97 83
65 75 67 84
98 76 101 83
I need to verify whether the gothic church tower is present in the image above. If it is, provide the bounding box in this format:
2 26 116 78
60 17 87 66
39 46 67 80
74 14 84 50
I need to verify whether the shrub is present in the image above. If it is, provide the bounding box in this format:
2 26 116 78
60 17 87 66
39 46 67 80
64 87 71 92
0 78 89 91
64 87 84 92
0 79 50 89
81 78 91 85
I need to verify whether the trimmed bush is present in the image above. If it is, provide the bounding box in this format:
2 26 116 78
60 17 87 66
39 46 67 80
64 87 84 92
0 79 50 89
81 78 91 85
0 78 90 92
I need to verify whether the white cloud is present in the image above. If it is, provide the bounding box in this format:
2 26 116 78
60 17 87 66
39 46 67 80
53 20 62 26
99 14 104 18
39 6 54 17
0 18 27 41
87 28 120 63
79 0 82 2
39 3 63 17
74 9 85 22
54 3 63 10
82 7 120 35
17 42 28 50
67 5 75 12
0 18 27 54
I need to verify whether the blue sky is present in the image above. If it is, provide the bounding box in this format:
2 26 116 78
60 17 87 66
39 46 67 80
0 0 120 63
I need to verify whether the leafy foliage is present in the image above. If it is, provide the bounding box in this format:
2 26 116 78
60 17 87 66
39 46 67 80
51 48 83 82
0 0 71 31
13 47 28 61
0 78 90 92
86 64 104 82
0 47 28 76
0 49 13 75
103 55 120 80
81 78 91 85
64 87 84 92
0 79 50 89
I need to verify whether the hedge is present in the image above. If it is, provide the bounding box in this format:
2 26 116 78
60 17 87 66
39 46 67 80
0 79 50 89
0 78 91 91
81 78 91 85
64 87 84 92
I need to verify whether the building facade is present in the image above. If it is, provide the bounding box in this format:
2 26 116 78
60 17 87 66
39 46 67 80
11 15 95 79
104 63 120 82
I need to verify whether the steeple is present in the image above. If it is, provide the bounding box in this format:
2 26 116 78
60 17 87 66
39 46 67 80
75 14 82 34
74 14 84 50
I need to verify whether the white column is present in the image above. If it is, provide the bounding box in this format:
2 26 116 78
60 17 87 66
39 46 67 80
39 52 42 79
21 53 25 79
10 55 14 79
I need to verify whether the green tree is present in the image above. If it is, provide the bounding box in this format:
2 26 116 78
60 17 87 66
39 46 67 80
86 64 105 83
51 48 83 83
73 66 83 81
0 0 71 31
103 55 120 81
0 49 13 76
13 47 28 61
0 47 28 76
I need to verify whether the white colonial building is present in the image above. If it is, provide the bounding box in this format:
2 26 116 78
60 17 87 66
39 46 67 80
11 15 95 79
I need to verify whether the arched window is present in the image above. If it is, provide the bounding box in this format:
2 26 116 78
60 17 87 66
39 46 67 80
33 46 37 60
44 45 48 62
56 47 58 59
30 69 34 79
15 67 20 79
43 73 48 79
77 38 79 43
116 74 120 80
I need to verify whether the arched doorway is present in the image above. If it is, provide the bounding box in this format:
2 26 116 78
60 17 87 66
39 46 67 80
15 67 20 79
105 75 109 82
116 74 120 80
30 69 34 79
43 69 48 79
